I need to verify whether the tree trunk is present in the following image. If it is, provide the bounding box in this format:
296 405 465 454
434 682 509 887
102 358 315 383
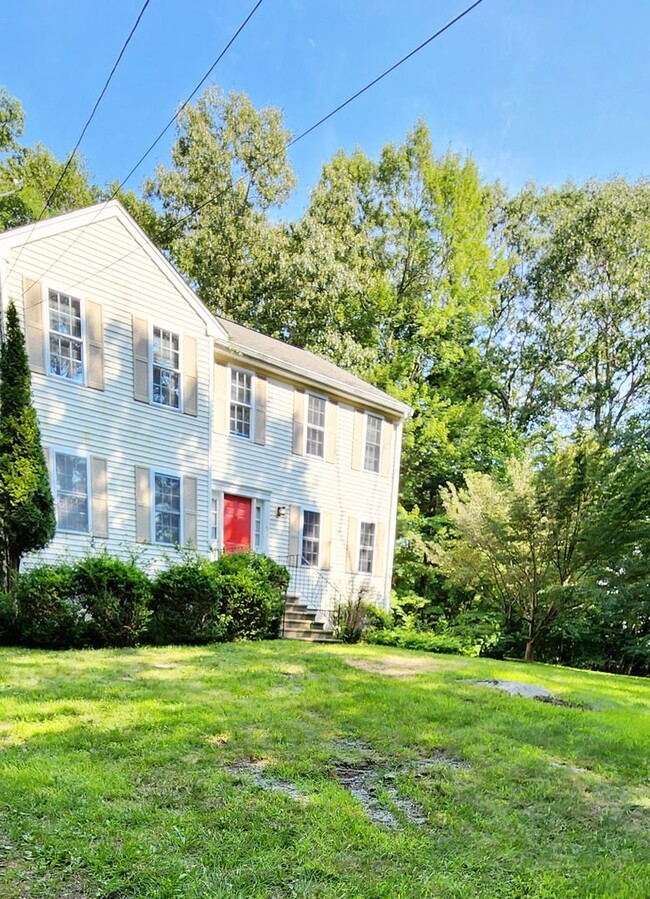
524 638 536 662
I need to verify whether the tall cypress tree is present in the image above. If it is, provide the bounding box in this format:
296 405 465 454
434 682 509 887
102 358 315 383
0 300 55 588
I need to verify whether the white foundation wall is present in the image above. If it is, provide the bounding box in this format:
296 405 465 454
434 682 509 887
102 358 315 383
3 214 214 571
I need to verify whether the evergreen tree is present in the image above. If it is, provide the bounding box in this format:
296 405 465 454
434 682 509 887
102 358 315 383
0 301 55 588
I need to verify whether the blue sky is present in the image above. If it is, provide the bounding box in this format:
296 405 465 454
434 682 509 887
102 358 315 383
2 1 649 218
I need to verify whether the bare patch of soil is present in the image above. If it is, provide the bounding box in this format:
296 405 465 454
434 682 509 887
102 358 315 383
344 655 443 678
414 750 471 772
225 758 308 803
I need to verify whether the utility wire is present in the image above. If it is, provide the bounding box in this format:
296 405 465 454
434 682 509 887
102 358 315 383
24 0 266 295
31 0 487 296
39 0 153 220
1 0 153 294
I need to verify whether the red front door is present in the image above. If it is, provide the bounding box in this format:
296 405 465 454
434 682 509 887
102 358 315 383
223 495 252 553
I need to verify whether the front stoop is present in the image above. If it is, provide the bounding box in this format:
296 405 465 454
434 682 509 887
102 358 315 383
282 595 338 643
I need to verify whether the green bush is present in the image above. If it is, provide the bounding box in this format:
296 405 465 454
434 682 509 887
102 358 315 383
13 562 82 649
365 625 481 657
149 558 225 645
0 590 18 644
332 593 388 643
213 553 289 640
70 554 152 648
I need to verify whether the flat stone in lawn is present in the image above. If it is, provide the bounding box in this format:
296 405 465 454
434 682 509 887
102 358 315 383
472 679 553 699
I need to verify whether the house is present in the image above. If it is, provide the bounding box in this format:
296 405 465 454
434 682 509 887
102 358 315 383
0 201 410 616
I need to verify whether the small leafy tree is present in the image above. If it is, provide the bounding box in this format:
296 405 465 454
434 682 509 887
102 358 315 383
0 301 55 588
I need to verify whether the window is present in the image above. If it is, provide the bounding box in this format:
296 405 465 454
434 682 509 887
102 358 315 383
152 327 180 408
364 414 382 473
54 452 89 532
306 394 326 457
230 369 252 438
254 499 263 552
154 473 181 545
358 522 376 574
301 510 320 566
48 289 83 382
210 493 220 548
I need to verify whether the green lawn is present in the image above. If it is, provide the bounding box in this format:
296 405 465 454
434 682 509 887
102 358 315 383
0 642 648 898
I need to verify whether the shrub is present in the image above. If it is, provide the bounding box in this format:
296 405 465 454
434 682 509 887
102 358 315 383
212 553 289 640
70 554 151 648
365 626 481 657
13 562 82 649
332 593 380 644
0 590 18 644
149 558 225 645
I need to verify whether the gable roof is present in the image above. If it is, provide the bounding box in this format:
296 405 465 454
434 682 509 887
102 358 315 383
215 316 410 418
0 200 227 339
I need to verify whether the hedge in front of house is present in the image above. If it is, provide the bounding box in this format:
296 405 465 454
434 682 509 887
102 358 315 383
0 552 290 649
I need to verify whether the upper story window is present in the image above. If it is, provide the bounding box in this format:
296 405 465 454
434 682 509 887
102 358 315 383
306 394 326 458
54 451 89 532
301 510 320 566
48 289 83 382
230 369 252 438
152 327 180 409
154 473 181 545
364 414 382 473
358 521 376 574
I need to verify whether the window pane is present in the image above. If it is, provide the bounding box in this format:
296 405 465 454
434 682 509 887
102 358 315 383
302 510 320 566
306 395 326 457
358 522 376 574
154 474 181 545
229 371 252 438
55 453 88 532
364 415 382 472
152 327 181 408
49 291 83 381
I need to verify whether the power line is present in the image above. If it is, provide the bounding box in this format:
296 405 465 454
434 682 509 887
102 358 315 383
40 0 153 220
26 0 487 297
1 0 153 294
24 0 266 294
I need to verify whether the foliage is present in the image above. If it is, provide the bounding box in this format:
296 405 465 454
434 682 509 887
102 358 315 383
149 556 225 645
0 302 55 588
11 562 81 649
70 553 151 648
212 552 289 641
332 593 378 643
365 626 480 656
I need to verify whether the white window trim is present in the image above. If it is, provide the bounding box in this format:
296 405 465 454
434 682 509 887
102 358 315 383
211 486 269 555
358 519 377 575
44 285 88 387
151 469 183 547
51 445 91 535
149 323 183 412
304 392 327 459
363 412 383 474
228 366 255 440
300 506 321 568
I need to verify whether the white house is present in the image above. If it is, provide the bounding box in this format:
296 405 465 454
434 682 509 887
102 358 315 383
0 201 410 618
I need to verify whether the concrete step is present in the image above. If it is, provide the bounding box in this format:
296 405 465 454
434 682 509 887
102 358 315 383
281 627 338 643
283 612 324 628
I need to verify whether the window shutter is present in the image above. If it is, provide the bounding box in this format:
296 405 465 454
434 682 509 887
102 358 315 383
183 476 197 546
135 466 151 543
380 421 394 478
288 504 301 564
375 522 387 579
132 316 149 403
254 375 267 445
214 361 228 433
346 516 358 574
292 389 304 454
320 511 332 570
22 276 45 373
86 298 104 391
326 401 338 464
351 410 364 471
90 456 109 538
183 335 198 417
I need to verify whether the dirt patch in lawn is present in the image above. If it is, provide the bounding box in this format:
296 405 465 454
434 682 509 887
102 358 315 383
344 655 443 678
225 757 308 803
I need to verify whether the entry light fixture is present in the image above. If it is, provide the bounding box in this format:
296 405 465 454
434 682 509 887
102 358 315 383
276 505 287 518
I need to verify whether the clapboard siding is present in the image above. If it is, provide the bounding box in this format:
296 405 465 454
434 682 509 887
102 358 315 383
6 216 213 568
212 372 400 607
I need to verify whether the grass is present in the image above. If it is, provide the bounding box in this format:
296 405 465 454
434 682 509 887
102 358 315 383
0 642 648 898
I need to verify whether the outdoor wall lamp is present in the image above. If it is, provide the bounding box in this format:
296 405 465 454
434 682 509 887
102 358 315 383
276 505 287 518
